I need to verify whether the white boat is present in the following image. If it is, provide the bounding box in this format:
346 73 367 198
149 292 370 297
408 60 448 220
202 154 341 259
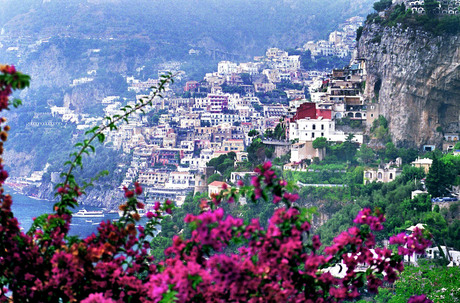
73 209 104 218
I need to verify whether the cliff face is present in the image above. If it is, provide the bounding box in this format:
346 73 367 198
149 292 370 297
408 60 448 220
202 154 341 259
358 23 460 148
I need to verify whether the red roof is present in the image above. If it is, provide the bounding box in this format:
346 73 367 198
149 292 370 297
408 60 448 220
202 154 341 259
292 102 332 121
208 181 228 188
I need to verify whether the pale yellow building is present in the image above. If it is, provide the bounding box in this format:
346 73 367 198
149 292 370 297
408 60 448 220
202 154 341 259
411 157 433 174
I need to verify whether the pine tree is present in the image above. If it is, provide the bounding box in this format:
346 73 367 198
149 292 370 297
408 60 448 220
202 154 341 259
426 154 454 197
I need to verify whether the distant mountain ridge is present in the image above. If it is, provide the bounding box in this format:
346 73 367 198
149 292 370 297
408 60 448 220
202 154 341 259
1 0 374 57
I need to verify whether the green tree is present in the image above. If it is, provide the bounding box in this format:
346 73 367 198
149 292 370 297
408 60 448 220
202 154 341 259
400 165 425 184
312 137 327 149
375 261 460 303
356 144 375 165
342 135 359 162
247 137 269 164
398 147 418 164
373 0 392 12
356 26 364 41
272 123 286 140
150 236 172 261
248 129 259 137
385 142 398 161
207 173 223 184
217 158 234 175
426 155 455 197
424 0 440 17
253 103 262 113
447 219 460 249
424 211 448 242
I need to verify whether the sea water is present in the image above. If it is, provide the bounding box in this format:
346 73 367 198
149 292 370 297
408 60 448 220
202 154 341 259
7 187 119 238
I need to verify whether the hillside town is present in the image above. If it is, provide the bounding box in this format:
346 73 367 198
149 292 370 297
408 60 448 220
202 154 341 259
2 1 460 300
8 14 460 207
6 17 364 202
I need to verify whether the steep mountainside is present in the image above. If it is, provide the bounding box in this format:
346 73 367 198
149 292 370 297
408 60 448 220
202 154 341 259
358 23 460 148
1 0 374 57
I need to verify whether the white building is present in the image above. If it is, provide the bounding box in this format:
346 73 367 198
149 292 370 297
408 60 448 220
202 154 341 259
363 167 401 184
218 61 238 76
289 117 336 142
165 172 195 189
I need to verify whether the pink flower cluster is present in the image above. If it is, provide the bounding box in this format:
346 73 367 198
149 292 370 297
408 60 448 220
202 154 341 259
0 65 21 110
0 181 175 302
407 295 433 303
389 227 432 256
353 208 386 231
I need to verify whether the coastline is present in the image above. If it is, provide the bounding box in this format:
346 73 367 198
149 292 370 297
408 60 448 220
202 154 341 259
6 177 124 208
5 181 53 202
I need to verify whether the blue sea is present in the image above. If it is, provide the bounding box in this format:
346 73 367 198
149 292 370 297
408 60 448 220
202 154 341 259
7 187 119 238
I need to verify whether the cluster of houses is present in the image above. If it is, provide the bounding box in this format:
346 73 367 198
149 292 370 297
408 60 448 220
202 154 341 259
302 16 364 58
102 54 377 201
20 42 433 202
394 0 460 14
287 62 370 164
28 34 370 203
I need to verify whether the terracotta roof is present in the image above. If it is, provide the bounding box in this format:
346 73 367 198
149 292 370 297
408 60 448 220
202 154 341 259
208 181 228 187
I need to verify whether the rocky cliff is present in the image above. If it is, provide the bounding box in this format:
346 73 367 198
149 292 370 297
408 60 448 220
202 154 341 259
21 182 124 208
358 23 460 148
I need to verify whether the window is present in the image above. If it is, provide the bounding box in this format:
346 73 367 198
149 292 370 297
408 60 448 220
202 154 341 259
321 124 324 130
312 133 315 138
312 124 316 130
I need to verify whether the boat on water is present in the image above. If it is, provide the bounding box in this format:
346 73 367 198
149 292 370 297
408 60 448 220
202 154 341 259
73 209 104 218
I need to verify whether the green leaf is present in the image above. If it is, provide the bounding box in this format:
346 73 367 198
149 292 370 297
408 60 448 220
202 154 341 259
11 98 22 108
85 126 99 135
188 275 203 290
97 133 105 143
